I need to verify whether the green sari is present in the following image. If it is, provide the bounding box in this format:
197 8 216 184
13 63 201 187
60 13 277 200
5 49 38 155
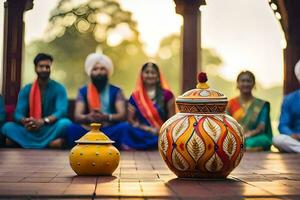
227 97 273 150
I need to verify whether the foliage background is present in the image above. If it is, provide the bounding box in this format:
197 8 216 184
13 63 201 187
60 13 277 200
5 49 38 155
23 0 282 133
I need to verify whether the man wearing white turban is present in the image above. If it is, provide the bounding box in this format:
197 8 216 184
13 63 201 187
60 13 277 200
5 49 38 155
84 53 114 77
273 60 300 153
66 53 126 148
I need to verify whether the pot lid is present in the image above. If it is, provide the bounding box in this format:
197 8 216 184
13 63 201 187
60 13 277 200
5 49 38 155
176 72 228 114
176 72 227 104
75 123 115 144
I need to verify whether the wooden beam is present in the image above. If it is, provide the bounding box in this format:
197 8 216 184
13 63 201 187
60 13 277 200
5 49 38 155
275 0 288 39
2 0 34 106
274 0 300 94
174 0 205 92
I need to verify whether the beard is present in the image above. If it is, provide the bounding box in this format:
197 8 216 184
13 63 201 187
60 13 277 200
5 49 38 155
37 72 50 80
91 74 108 91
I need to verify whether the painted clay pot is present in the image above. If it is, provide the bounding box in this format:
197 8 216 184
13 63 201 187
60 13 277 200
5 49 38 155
69 123 120 176
158 73 244 179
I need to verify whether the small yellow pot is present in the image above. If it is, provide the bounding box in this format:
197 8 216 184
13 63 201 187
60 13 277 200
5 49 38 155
69 123 120 176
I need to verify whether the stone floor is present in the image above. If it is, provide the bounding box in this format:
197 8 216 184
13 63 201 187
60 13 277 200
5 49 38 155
0 149 300 199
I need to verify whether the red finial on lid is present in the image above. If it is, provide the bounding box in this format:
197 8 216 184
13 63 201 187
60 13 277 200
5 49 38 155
198 72 208 83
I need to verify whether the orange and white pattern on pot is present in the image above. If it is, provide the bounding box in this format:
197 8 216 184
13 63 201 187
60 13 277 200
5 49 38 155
158 114 244 178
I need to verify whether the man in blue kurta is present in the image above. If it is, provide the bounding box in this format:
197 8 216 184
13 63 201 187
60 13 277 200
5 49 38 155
273 60 300 153
66 53 126 148
1 53 72 149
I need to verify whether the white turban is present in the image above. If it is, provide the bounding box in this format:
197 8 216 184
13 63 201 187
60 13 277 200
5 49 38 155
294 59 300 82
84 53 114 76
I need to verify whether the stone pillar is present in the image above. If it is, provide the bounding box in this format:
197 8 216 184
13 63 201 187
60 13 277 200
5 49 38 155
174 0 205 92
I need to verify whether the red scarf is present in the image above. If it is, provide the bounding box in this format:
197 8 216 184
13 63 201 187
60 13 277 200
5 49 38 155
29 80 42 118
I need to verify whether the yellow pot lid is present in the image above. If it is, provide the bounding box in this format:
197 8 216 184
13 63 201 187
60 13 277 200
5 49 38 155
75 123 115 144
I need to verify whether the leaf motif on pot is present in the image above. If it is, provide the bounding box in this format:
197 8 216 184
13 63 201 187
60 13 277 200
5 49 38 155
234 151 243 167
172 117 189 142
205 153 223 172
194 115 203 122
213 115 223 122
199 90 210 97
237 123 244 143
187 131 205 163
160 114 181 133
223 132 237 159
184 90 194 96
225 116 243 140
172 149 189 171
203 118 222 143
159 130 168 156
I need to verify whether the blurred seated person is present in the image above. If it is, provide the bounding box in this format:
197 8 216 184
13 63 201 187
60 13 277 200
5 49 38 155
66 53 126 148
0 95 6 146
227 70 272 151
117 62 175 150
1 53 72 148
273 60 300 153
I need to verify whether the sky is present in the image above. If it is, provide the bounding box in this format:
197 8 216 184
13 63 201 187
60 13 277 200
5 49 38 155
0 0 285 88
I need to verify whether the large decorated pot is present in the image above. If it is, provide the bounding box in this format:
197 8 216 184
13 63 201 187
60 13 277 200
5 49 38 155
158 73 244 179
69 123 120 176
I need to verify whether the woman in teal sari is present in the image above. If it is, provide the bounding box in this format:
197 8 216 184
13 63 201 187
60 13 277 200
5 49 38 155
227 71 273 151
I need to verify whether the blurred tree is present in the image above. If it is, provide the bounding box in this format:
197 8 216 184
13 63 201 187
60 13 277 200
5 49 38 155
155 34 223 96
23 1 282 125
24 0 147 98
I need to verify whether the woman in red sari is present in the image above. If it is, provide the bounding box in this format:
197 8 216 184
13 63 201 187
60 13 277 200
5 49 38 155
227 71 273 151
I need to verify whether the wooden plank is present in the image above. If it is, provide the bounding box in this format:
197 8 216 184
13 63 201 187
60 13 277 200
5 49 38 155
174 0 205 92
2 0 33 106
